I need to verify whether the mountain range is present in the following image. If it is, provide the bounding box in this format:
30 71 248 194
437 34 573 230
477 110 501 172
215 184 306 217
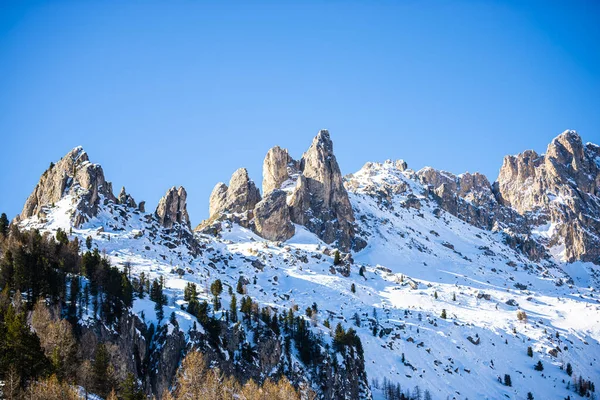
6 129 600 399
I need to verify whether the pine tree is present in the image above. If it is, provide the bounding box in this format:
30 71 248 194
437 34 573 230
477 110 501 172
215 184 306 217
210 279 223 311
92 343 111 397
0 212 9 237
351 283 356 293
441 309 447 319
121 372 144 400
86 236 93 250
236 277 245 294
230 293 238 323
434 291 438 299
452 292 456 301
534 360 544 371
527 346 533 357
150 279 165 322
566 362 572 376
333 250 341 266
527 392 534 400
504 374 512 387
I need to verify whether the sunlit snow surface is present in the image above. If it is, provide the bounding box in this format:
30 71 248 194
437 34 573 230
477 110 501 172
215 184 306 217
20 162 600 400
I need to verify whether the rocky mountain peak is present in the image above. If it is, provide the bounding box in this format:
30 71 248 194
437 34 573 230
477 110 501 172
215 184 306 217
20 146 115 226
207 168 261 220
118 186 137 209
155 186 190 229
493 130 600 263
265 129 359 251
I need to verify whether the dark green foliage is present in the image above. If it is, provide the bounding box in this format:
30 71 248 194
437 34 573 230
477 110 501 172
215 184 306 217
86 235 92 250
121 372 144 400
230 293 238 323
333 250 341 266
0 212 9 237
0 299 51 387
452 292 456 301
210 279 223 311
351 283 356 293
504 374 512 387
527 392 534 400
236 277 245 294
440 309 447 319
150 279 167 322
56 228 69 245
534 360 544 371
92 343 113 397
434 291 438 299
566 362 572 376
527 346 533 357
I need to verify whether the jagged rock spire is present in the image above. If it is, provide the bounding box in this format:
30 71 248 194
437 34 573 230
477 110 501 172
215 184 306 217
155 186 190 229
208 168 261 218
118 186 137 209
20 146 115 226
260 129 359 251
494 129 600 263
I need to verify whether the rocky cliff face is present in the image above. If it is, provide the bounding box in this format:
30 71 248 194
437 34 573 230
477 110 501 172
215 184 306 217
155 186 191 229
20 147 116 226
494 130 600 263
261 130 360 251
200 130 361 251
208 168 261 219
411 130 600 264
253 189 295 241
416 167 524 233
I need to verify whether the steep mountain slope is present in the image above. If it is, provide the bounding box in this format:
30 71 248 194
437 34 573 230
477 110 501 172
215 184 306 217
14 130 600 400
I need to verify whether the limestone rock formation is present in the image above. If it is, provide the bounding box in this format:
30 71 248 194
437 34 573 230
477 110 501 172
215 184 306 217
416 167 522 232
118 186 137 209
20 146 116 226
262 146 298 195
208 168 261 218
253 190 295 241
261 130 359 251
494 130 600 263
155 186 190 229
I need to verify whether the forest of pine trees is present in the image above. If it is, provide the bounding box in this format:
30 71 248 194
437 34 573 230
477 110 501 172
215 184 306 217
0 221 370 399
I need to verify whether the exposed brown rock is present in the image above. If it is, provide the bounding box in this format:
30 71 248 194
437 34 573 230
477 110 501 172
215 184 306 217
495 130 600 263
262 146 297 196
208 168 261 218
253 190 295 241
155 186 190 229
20 146 116 226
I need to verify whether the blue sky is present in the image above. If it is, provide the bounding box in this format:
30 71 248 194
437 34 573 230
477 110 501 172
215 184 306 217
1 0 599 225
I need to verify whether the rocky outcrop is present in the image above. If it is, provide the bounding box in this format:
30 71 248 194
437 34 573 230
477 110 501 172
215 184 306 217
253 190 295 241
417 167 524 232
262 146 298 195
118 186 137 209
208 168 261 218
199 130 360 250
260 130 360 251
155 186 190 229
494 130 600 263
20 146 116 226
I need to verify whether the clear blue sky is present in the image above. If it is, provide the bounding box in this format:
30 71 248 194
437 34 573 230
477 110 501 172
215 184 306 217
1 0 599 225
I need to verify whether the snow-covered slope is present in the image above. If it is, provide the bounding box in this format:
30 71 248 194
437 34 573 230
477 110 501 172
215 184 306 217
19 159 600 400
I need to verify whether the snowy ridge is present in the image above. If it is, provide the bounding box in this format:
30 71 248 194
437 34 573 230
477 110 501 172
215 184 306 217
18 158 600 400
